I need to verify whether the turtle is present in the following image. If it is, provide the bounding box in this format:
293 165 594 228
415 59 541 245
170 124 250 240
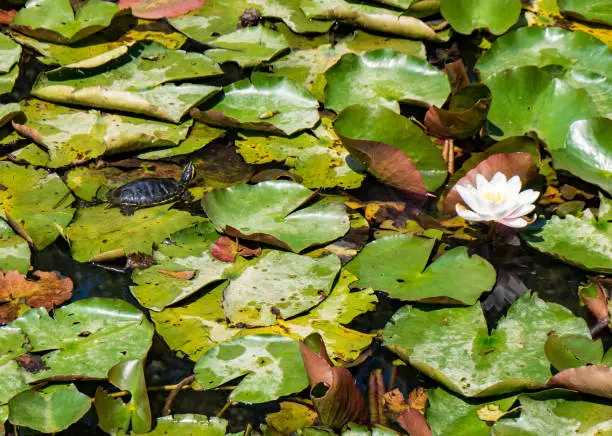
107 162 195 216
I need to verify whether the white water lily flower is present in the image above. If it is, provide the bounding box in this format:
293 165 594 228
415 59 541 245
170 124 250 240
455 172 539 228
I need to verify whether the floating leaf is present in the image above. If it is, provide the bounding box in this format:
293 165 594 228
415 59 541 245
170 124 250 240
8 384 91 433
0 220 30 274
300 340 368 429
236 117 365 189
11 0 122 44
0 270 72 324
334 105 447 191
523 209 612 273
0 103 21 128
168 0 332 44
194 335 309 404
10 17 188 66
547 365 612 399
0 34 20 95
440 0 521 35
346 235 496 305
491 393 612 434
301 0 440 40
266 402 318 435
192 73 319 136
558 0 612 25
13 99 192 168
551 118 612 195
118 0 206 19
383 293 591 396
64 204 204 262
205 26 289 67
0 161 75 250
32 42 222 122
130 221 232 311
202 181 350 253
544 332 604 371
325 50 450 114
426 388 516 436
133 414 227 435
151 271 376 363
223 251 341 327
484 66 600 149
138 122 225 160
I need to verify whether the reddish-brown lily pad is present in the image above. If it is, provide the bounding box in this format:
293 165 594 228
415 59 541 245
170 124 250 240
118 0 206 19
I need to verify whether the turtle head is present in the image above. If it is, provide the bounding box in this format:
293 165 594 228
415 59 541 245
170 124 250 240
180 161 196 185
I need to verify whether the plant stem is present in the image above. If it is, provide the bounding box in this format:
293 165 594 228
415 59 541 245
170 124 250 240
162 375 195 416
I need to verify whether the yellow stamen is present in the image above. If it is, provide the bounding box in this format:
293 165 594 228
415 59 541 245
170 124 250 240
482 191 504 202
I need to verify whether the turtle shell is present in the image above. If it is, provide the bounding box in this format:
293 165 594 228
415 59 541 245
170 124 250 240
108 178 182 206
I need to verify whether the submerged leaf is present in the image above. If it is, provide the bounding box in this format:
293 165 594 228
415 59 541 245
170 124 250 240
0 270 72 324
346 235 496 305
194 335 308 404
383 293 591 396
8 384 91 433
202 181 350 253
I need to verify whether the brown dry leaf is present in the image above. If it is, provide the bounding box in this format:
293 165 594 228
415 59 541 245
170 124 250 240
369 369 387 425
408 387 428 412
397 408 432 436
0 9 16 24
157 269 197 280
14 354 47 373
383 389 409 415
126 252 155 270
300 340 369 429
445 59 469 94
547 365 612 399
539 186 564 206
118 0 205 19
579 278 610 323
0 270 73 323
442 152 537 215
211 236 237 263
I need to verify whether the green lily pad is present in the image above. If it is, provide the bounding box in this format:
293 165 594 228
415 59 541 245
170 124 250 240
544 332 604 371
0 220 30 274
64 204 204 262
32 42 222 122
333 104 448 191
491 393 612 435
106 360 151 433
427 388 516 436
130 221 232 311
223 251 341 327
192 73 319 136
476 27 611 79
194 334 308 404
133 414 227 435
301 0 440 40
13 99 193 168
440 0 521 34
0 103 21 128
202 181 350 253
10 17 188 66
0 34 21 95
0 161 75 250
346 235 495 305
268 29 425 100
551 118 612 195
0 326 33 405
151 270 376 363
523 209 612 273
484 66 600 150
236 117 365 189
206 26 289 67
324 50 450 113
558 0 612 25
139 122 225 160
7 144 50 167
8 384 91 433
383 292 591 396
94 388 130 435
168 0 332 44
11 0 123 44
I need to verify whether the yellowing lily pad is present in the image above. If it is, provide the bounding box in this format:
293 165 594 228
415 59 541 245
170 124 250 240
202 181 350 253
223 251 341 327
11 0 123 44
32 42 222 122
13 99 193 168
346 235 496 305
0 34 21 95
192 73 319 136
383 293 591 396
0 221 30 274
64 204 204 262
324 50 450 113
132 414 227 436
194 335 308 404
0 161 75 250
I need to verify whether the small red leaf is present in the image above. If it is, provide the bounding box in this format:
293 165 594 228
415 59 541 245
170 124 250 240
0 9 16 25
547 365 612 399
211 237 237 263
397 408 432 436
157 269 196 280
118 0 206 19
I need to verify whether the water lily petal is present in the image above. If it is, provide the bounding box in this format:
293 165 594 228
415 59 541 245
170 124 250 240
475 174 489 191
504 203 536 220
498 216 530 228
455 184 484 214
507 175 522 196
456 205 489 222
490 171 507 187
517 189 540 206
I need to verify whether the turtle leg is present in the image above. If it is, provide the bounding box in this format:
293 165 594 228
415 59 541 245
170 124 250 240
120 205 136 216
